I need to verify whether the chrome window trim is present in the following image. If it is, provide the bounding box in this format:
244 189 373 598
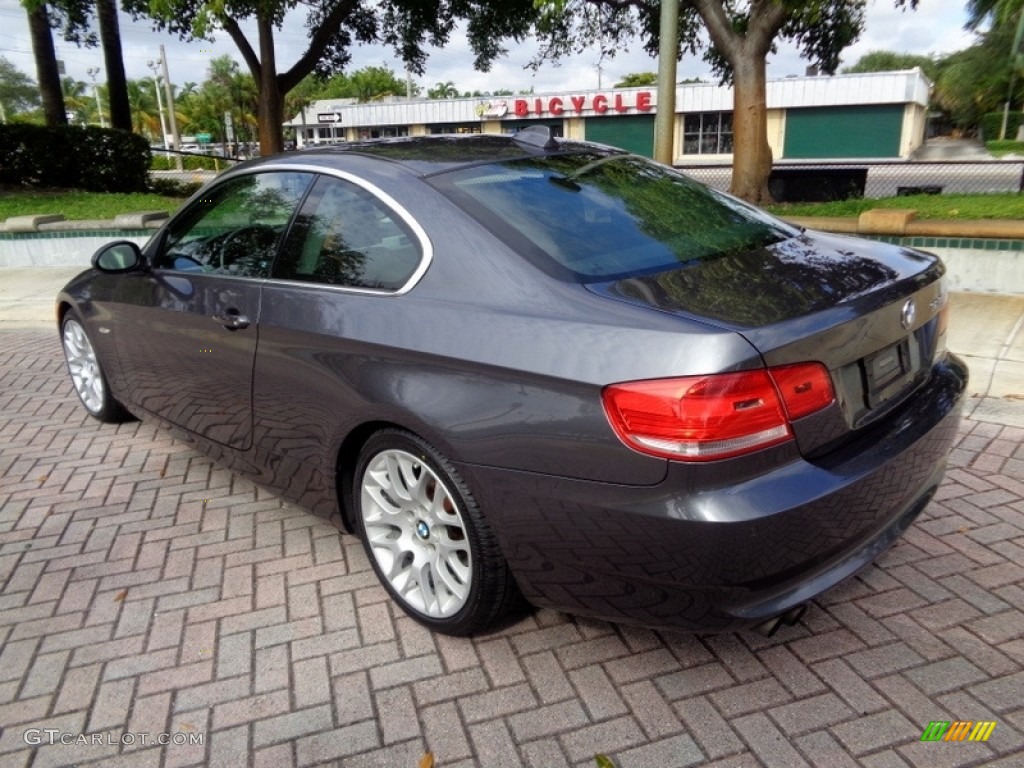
204 163 434 297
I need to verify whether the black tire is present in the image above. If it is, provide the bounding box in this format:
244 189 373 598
353 429 521 636
60 312 133 424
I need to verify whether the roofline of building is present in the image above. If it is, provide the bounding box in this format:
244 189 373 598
284 69 932 128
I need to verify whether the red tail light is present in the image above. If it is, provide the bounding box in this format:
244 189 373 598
602 363 834 462
769 363 835 420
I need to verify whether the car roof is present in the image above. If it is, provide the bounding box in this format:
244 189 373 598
281 133 613 176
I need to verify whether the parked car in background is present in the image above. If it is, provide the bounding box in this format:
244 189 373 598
58 130 968 636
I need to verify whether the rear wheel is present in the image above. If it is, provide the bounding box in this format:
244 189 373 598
61 314 132 423
354 429 520 635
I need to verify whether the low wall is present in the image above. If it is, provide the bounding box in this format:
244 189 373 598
0 230 154 268
857 235 1024 295
1 213 1022 294
783 211 1024 295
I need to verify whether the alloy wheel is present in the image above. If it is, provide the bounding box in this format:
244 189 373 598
62 319 105 414
360 448 473 618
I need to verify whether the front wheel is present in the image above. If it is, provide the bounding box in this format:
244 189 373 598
61 314 132 423
353 429 521 635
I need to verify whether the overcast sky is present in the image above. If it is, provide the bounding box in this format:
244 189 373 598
0 0 977 98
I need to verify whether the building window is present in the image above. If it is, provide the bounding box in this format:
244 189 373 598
502 120 564 138
429 124 482 134
358 125 409 139
682 112 733 155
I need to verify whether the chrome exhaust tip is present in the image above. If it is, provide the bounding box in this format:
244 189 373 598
752 603 808 637
781 603 808 627
752 615 784 637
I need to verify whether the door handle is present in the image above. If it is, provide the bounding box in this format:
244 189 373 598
212 309 250 330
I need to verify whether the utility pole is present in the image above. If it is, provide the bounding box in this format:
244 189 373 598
157 45 182 171
654 0 679 165
147 60 169 155
87 67 105 127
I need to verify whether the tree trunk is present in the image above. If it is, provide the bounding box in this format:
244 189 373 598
729 55 773 205
27 3 66 126
692 0 785 205
96 0 131 132
256 14 284 155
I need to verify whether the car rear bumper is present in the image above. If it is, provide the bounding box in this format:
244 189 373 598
461 354 968 632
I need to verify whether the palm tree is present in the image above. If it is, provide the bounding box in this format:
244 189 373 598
428 81 459 99
96 0 131 131
200 57 258 149
62 76 91 124
24 1 66 126
966 0 1021 28
966 0 1024 138
126 78 160 138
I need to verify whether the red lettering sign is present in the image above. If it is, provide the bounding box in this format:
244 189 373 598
510 90 654 117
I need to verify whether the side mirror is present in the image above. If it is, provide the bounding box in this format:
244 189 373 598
92 241 143 273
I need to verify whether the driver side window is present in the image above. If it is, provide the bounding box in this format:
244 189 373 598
156 172 313 278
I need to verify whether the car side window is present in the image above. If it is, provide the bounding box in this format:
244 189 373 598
273 176 422 291
156 172 313 278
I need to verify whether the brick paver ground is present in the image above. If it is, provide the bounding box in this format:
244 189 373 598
1 329 1022 768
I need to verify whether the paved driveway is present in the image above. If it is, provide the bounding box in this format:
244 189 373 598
1 329 1022 768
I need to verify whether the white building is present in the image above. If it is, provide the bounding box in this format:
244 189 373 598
284 69 931 165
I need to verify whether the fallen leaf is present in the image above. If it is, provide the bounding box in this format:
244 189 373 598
595 755 617 768
419 753 435 768
179 722 195 731
37 475 48 485
113 589 128 603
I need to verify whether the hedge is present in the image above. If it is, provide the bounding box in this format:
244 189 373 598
981 112 1024 142
0 124 150 192
150 154 226 171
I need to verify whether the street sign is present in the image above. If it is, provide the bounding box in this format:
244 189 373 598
196 133 212 144
317 113 343 124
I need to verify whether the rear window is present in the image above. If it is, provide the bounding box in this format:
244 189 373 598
430 154 797 281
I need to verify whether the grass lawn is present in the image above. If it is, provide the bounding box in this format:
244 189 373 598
0 189 187 222
766 192 1024 220
986 140 1024 158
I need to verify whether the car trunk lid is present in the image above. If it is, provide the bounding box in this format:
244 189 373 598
587 231 949 457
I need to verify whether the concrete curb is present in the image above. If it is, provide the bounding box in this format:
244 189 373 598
0 211 169 234
785 213 1024 240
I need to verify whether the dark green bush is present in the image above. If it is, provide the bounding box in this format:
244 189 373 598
0 124 150 192
981 112 1024 141
148 177 203 197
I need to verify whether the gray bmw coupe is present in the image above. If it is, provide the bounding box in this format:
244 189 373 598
58 129 968 636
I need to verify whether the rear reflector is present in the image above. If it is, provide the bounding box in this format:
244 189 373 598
602 363 835 462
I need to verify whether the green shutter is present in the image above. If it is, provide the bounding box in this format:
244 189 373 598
585 116 656 157
784 105 904 158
